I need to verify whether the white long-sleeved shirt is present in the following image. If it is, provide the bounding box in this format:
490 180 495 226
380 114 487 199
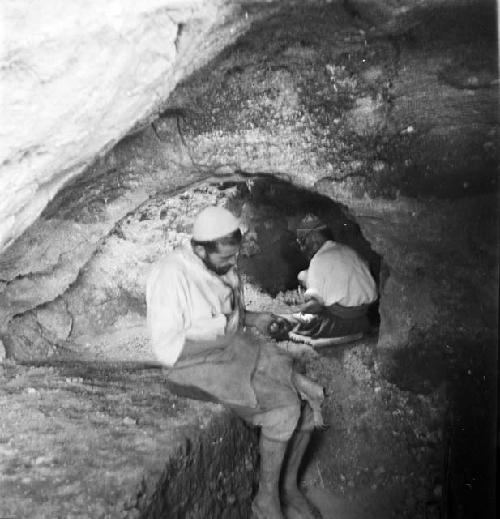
146 246 238 367
298 241 377 307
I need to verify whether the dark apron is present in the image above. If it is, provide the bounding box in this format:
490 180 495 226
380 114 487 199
165 331 323 427
292 303 372 339
164 332 261 408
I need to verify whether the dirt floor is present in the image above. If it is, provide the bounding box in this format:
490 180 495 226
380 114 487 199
0 332 447 519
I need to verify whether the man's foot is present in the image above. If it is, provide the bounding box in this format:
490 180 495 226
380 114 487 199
282 489 323 519
252 493 284 519
289 331 364 348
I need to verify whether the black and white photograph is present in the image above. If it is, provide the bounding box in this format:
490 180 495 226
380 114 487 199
0 1 498 518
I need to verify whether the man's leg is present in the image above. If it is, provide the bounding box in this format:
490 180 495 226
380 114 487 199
233 339 323 518
252 435 287 519
281 428 322 519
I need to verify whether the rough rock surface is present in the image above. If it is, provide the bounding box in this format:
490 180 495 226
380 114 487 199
0 0 265 253
0 0 486 252
0 361 258 518
0 0 498 517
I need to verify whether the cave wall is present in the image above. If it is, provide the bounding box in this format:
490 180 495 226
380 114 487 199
1 0 492 253
1 0 497 364
0 0 267 254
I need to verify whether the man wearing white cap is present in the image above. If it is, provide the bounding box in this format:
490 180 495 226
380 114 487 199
146 205 324 519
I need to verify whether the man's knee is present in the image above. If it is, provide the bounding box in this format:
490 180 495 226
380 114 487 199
261 402 317 442
261 402 302 442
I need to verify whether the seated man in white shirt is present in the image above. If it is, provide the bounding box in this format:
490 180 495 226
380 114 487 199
289 215 378 345
146 206 324 519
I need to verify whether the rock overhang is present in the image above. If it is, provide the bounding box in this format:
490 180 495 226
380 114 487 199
2 0 497 254
0 0 270 253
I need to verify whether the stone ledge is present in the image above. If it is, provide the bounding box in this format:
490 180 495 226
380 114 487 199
0 361 258 519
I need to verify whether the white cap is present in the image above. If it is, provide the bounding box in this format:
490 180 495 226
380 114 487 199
192 206 240 241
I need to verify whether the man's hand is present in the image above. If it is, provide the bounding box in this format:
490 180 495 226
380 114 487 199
245 311 275 335
299 297 324 315
246 311 293 339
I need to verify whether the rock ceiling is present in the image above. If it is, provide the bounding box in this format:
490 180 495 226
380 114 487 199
0 0 258 253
